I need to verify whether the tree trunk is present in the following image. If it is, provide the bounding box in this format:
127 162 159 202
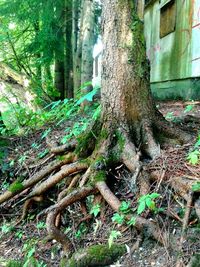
72 0 82 92
101 0 159 159
65 0 74 99
81 0 95 93
54 0 65 100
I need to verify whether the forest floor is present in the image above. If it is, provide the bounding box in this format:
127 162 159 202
0 100 200 267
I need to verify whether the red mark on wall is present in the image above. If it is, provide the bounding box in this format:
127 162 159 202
147 43 161 64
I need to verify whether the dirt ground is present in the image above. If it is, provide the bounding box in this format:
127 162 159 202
0 101 200 267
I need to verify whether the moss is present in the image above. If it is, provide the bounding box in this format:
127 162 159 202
80 158 91 165
100 128 109 140
8 181 24 193
64 244 126 267
115 131 125 153
75 120 102 158
75 131 96 158
93 170 106 182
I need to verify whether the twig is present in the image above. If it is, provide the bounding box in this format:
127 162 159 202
175 191 193 267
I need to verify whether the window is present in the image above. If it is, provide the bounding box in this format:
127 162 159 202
160 0 176 38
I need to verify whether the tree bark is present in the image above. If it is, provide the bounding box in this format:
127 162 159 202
65 0 74 99
81 0 95 93
101 0 159 159
72 0 82 92
54 0 65 100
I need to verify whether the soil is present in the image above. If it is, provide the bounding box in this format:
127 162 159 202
0 101 200 267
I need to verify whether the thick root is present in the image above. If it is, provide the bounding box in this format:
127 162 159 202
22 161 88 202
15 195 44 225
0 153 75 205
155 110 193 144
46 186 97 254
48 140 77 155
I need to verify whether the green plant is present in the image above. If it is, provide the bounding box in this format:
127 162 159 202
184 103 195 113
37 149 49 159
112 213 125 224
90 204 101 217
119 201 131 214
165 112 175 121
22 239 47 267
18 154 27 165
187 150 200 165
1 224 14 234
137 193 160 215
36 221 46 229
75 223 88 239
192 182 200 192
108 230 122 248
127 216 136 226
15 230 24 239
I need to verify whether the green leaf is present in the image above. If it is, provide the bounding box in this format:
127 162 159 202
137 201 146 215
187 150 200 165
90 204 101 217
77 87 98 105
108 230 122 248
192 182 200 192
127 216 136 226
27 247 35 258
36 221 46 229
112 213 124 224
119 201 131 213
37 149 49 159
184 104 194 113
41 128 51 139
146 198 156 210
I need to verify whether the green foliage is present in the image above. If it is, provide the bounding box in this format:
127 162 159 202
1 224 15 234
37 149 49 159
165 112 175 121
187 135 200 165
137 193 160 215
6 260 23 267
119 201 131 214
36 221 46 229
108 230 122 248
187 150 200 165
21 239 47 267
15 230 24 239
192 182 200 192
184 104 195 113
127 216 136 226
75 223 88 239
90 204 101 217
112 213 125 224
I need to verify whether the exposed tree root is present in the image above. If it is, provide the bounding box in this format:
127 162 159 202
155 110 193 144
175 192 194 267
14 195 44 225
48 140 77 155
96 181 165 245
0 114 197 266
46 186 97 254
20 161 88 203
0 153 75 205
